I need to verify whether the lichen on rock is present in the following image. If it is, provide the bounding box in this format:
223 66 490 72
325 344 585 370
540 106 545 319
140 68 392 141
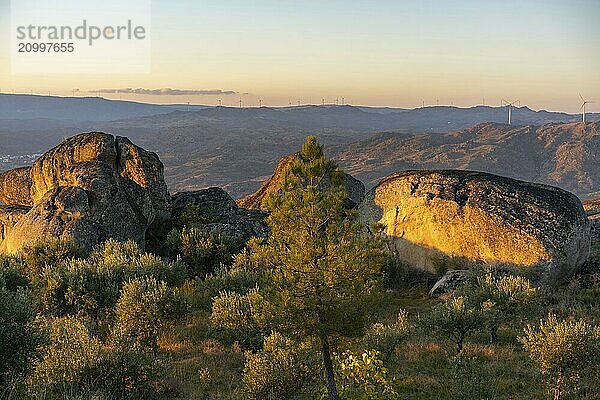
0 132 171 254
0 167 33 206
359 170 591 279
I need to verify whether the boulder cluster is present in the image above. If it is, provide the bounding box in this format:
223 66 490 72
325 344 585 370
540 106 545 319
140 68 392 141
0 132 595 283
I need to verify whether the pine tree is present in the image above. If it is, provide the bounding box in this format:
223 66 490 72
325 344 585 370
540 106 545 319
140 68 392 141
247 136 387 400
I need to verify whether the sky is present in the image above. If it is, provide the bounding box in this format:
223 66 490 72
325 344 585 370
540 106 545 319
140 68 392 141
0 0 599 112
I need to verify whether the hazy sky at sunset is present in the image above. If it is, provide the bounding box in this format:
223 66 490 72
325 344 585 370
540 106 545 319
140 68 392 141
0 0 599 111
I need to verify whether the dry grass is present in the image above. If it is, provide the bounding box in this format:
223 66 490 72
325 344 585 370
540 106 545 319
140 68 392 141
154 284 553 399
159 311 246 399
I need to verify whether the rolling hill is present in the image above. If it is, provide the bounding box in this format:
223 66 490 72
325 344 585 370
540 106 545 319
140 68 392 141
333 122 600 199
1 94 598 199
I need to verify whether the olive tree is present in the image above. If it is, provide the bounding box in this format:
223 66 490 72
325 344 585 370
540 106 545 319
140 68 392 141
519 314 600 400
424 295 484 354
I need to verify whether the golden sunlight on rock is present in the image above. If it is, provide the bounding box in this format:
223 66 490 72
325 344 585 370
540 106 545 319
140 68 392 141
359 170 591 277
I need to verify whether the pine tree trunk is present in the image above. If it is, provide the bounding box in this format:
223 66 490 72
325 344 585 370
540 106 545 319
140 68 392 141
456 337 463 354
554 372 562 400
489 326 498 345
321 335 340 400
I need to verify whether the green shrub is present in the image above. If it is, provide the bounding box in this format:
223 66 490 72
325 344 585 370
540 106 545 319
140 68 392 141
519 314 600 400
0 280 40 387
460 268 538 344
210 289 263 349
22 238 84 277
423 295 484 354
243 332 320 400
448 354 498 400
576 286 600 307
96 347 170 400
31 266 68 317
30 316 101 393
539 267 600 323
194 259 260 311
166 227 235 278
362 310 411 358
210 290 256 330
113 276 187 355
29 313 172 399
31 240 186 320
329 350 397 400
88 239 187 286
0 255 29 291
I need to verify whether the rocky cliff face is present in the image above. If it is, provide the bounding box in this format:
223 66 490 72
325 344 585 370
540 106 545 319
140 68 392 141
359 170 591 279
237 153 365 211
0 133 171 254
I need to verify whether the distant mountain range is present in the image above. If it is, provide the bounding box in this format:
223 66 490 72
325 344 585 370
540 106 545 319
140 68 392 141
2 93 597 127
0 94 208 121
0 94 598 199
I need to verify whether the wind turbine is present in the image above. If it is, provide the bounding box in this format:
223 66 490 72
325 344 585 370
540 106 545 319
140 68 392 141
579 94 594 124
501 99 520 125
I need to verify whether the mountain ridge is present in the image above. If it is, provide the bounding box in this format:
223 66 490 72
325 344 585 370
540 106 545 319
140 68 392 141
1 94 597 125
1 94 598 199
333 121 600 200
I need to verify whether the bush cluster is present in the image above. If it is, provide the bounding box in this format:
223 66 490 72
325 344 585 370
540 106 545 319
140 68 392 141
32 239 186 320
0 262 40 388
520 314 600 400
243 333 320 400
0 239 189 399
166 227 236 278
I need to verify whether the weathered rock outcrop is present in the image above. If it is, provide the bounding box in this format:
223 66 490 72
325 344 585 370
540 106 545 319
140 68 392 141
0 132 171 254
359 170 591 278
584 199 600 242
237 153 365 211
172 187 268 244
0 206 30 243
0 167 33 206
173 188 239 223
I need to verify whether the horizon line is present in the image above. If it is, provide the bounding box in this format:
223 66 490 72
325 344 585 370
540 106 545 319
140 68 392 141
1 92 597 116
